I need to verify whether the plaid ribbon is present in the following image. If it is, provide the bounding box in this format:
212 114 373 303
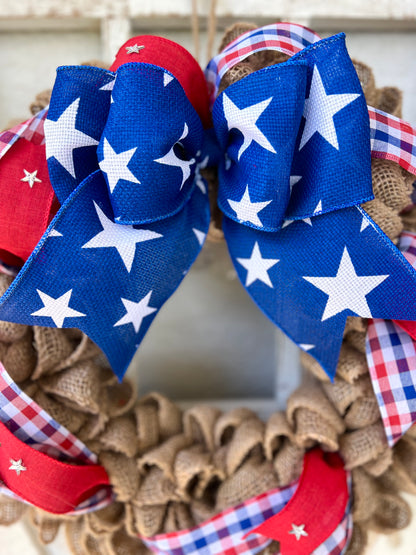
0 363 113 514
366 231 416 446
205 22 321 100
143 480 352 555
206 23 416 177
0 108 47 160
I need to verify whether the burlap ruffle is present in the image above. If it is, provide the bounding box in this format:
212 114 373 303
0 24 415 555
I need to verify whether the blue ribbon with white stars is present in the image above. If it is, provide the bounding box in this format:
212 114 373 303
0 62 210 380
212 33 416 379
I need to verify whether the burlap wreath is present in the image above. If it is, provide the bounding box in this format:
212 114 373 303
1 24 416 555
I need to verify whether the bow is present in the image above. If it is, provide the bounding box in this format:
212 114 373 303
0 37 211 380
208 25 416 379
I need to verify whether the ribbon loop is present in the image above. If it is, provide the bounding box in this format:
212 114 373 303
99 63 204 225
213 61 307 231
213 34 374 233
45 65 114 204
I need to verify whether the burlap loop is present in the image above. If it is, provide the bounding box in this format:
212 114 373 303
3 331 36 382
32 327 75 379
32 388 88 434
40 361 105 414
272 439 305 486
163 502 194 534
345 396 381 430
139 434 193 482
183 406 222 451
340 422 388 469
135 467 180 507
87 502 125 535
323 375 373 416
107 381 137 418
134 403 161 453
362 447 393 477
336 344 370 384
376 86 403 118
173 444 224 499
30 509 62 544
0 494 27 525
224 417 265 475
99 451 140 503
352 60 377 106
214 407 257 446
344 329 367 354
345 523 367 555
287 385 345 450
138 393 182 441
99 415 139 458
215 457 278 512
264 411 294 460
131 502 167 537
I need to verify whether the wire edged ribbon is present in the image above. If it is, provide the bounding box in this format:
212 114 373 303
208 24 416 380
0 26 415 381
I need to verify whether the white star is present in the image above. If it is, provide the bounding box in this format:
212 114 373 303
300 343 315 351
99 138 140 194
48 229 63 238
299 65 361 150
314 200 322 214
289 175 302 194
82 202 162 272
222 94 276 160
114 291 157 333
126 44 145 54
21 169 41 188
195 155 209 194
100 78 115 91
289 523 308 541
193 228 206 246
44 98 99 178
228 185 272 227
303 247 389 321
163 73 174 87
31 289 86 328
282 216 312 229
154 123 195 190
236 242 279 287
9 459 26 476
360 216 370 232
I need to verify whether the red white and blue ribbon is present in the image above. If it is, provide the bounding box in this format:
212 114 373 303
208 24 416 380
143 449 352 555
366 231 416 446
0 363 113 514
0 27 415 381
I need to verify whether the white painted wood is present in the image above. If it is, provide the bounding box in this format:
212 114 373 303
101 16 131 64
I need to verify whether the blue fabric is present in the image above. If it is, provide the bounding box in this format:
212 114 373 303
0 63 210 380
212 34 416 379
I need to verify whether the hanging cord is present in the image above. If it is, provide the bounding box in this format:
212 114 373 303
191 0 200 62
191 0 218 64
206 0 218 62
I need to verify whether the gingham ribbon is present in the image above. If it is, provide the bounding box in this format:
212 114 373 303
0 363 113 514
366 231 416 446
206 23 416 176
143 479 352 555
205 22 321 101
0 107 47 159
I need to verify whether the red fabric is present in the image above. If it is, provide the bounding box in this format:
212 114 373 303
245 449 348 555
110 35 211 128
0 139 56 262
0 420 110 514
395 320 416 341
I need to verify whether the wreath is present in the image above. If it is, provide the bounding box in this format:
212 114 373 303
0 21 415 555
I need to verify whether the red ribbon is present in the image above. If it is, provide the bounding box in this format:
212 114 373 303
245 449 348 555
395 320 416 341
0 420 110 514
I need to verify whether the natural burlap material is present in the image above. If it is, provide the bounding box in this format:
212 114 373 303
0 24 415 555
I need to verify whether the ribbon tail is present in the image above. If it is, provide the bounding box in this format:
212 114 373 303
0 172 209 380
224 205 416 380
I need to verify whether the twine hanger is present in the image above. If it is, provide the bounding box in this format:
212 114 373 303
191 0 218 63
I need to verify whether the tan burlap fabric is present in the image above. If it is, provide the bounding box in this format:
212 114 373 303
0 25 416 555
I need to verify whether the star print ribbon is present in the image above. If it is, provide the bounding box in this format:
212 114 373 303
208 23 416 379
0 36 211 380
143 449 352 555
0 363 113 514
